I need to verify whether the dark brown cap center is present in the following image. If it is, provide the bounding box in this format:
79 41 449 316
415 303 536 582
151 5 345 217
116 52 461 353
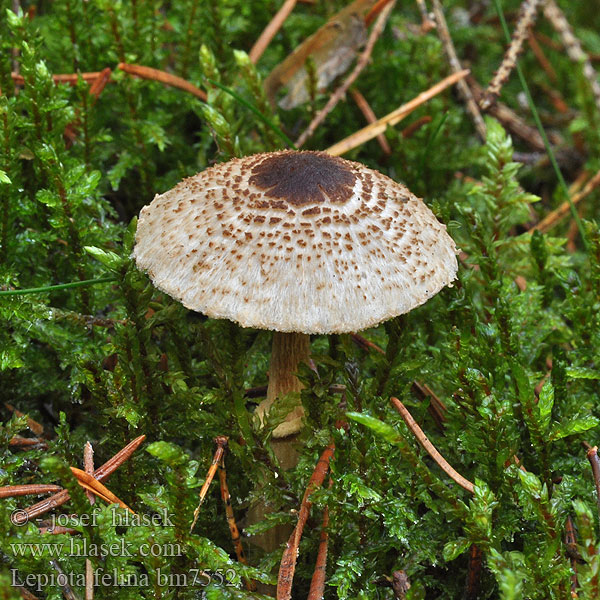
249 152 356 207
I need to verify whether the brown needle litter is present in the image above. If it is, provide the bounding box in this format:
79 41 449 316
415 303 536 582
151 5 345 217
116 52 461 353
190 436 229 533
391 397 475 494
12 435 146 525
118 63 207 101
189 436 254 589
278 443 335 600
0 484 62 498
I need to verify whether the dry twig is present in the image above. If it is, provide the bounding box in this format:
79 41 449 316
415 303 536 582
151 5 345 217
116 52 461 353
250 0 298 64
83 442 95 505
431 0 486 140
296 0 396 147
50 560 81 600
480 0 544 110
278 443 335 600
565 515 580 597
325 69 469 156
469 76 560 151
391 397 475 493
414 0 435 33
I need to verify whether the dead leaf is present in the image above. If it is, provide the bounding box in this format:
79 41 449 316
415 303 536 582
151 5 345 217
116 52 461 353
265 0 376 109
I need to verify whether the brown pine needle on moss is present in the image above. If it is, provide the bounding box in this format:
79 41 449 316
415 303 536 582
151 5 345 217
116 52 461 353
527 32 558 83
401 115 433 138
0 484 63 498
5 403 45 436
190 436 228 532
11 71 105 86
118 63 207 101
88 68 112 101
307 484 331 600
9 436 47 449
12 435 146 525
349 88 392 155
70 467 134 513
278 443 335 600
390 397 475 494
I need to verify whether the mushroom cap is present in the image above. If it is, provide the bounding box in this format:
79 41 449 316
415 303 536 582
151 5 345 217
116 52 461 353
133 151 458 334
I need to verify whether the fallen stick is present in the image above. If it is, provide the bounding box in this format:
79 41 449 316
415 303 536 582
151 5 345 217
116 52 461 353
480 0 544 110
431 0 486 140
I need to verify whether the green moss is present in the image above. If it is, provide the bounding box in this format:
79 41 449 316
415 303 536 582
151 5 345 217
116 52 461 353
2 0 600 597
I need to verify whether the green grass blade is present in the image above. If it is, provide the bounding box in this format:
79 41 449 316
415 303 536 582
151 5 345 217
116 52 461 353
0 275 117 296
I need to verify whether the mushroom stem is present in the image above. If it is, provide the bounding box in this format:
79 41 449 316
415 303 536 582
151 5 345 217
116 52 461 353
250 332 310 559
257 331 310 468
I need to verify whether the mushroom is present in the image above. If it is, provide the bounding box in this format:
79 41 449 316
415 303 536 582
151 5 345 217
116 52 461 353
133 151 458 466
